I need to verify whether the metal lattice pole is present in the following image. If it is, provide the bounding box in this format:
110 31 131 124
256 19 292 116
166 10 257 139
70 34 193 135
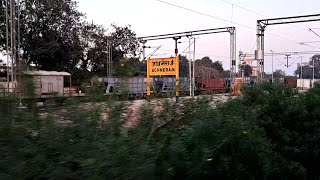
270 50 274 82
188 37 192 97
10 0 16 83
192 38 196 97
228 27 236 83
5 0 10 91
257 14 320 82
17 0 21 80
110 45 112 77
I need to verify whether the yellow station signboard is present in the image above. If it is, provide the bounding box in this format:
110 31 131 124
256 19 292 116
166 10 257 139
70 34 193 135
147 56 179 97
147 57 178 76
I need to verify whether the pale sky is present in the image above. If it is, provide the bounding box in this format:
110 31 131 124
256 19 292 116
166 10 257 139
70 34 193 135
77 0 320 75
1 0 320 75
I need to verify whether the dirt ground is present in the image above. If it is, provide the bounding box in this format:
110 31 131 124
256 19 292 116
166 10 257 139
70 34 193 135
42 94 234 128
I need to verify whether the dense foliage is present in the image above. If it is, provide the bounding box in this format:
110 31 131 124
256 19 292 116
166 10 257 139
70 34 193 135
0 0 143 84
1 83 320 179
295 54 320 79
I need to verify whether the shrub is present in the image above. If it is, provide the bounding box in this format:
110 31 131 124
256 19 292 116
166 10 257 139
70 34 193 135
2 82 320 179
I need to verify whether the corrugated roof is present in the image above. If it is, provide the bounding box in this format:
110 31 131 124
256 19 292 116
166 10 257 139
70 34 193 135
24 70 71 76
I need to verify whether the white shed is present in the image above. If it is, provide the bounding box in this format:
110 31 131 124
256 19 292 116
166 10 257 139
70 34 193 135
23 71 71 96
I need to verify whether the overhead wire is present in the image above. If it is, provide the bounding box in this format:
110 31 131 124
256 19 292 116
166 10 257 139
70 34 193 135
250 41 257 54
155 0 253 30
219 0 311 33
153 48 231 59
155 0 320 50
309 28 320 39
220 0 267 17
301 41 320 44
273 56 300 68
288 56 301 67
181 40 196 54
275 58 288 67
145 45 162 59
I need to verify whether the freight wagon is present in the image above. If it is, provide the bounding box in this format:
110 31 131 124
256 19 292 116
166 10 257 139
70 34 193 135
284 77 297 88
103 76 191 98
195 78 228 94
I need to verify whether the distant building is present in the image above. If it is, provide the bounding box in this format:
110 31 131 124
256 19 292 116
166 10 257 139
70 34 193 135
251 66 258 77
240 54 255 67
240 54 258 77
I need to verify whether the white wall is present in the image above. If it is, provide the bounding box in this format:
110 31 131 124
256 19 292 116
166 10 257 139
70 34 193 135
34 76 64 96
297 79 311 89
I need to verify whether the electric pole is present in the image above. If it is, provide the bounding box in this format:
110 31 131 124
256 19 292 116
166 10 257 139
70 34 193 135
313 56 315 87
141 40 147 61
300 56 303 88
10 0 16 83
188 37 192 97
17 0 21 83
192 38 196 97
173 37 181 103
173 37 181 56
270 50 274 82
5 0 10 91
285 54 291 68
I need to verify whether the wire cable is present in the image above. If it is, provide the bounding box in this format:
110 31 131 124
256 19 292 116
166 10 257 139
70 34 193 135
220 0 268 18
155 0 320 50
219 0 310 33
309 28 320 39
154 48 231 59
250 41 257 54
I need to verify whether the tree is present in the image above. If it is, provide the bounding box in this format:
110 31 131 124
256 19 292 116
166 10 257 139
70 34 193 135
212 61 224 72
178 55 189 77
83 23 111 76
0 0 141 84
109 24 139 59
195 66 219 79
0 59 6 78
243 65 252 77
78 23 140 77
194 56 225 78
111 57 146 77
295 65 313 79
295 54 320 79
17 0 85 72
221 70 230 78
242 83 320 178
0 0 94 85
127 57 146 76
0 0 7 52
273 69 285 78
109 24 139 76
195 56 223 72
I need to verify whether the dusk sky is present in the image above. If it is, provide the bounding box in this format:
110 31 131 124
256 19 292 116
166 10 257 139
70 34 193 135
2 0 319 75
77 0 320 75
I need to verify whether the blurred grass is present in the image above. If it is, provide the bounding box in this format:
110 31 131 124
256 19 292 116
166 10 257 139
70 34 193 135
1 82 320 179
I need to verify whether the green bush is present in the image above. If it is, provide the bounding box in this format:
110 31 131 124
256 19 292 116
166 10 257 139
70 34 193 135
242 82 320 179
1 82 320 179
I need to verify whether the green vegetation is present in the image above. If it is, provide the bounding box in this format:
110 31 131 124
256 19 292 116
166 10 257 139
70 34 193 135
295 54 320 79
2 82 320 179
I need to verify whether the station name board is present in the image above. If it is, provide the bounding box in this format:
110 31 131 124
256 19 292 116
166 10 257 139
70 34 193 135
147 57 179 76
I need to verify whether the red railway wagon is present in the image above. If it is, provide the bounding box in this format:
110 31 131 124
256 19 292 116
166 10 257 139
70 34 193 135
196 78 227 94
284 77 297 88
